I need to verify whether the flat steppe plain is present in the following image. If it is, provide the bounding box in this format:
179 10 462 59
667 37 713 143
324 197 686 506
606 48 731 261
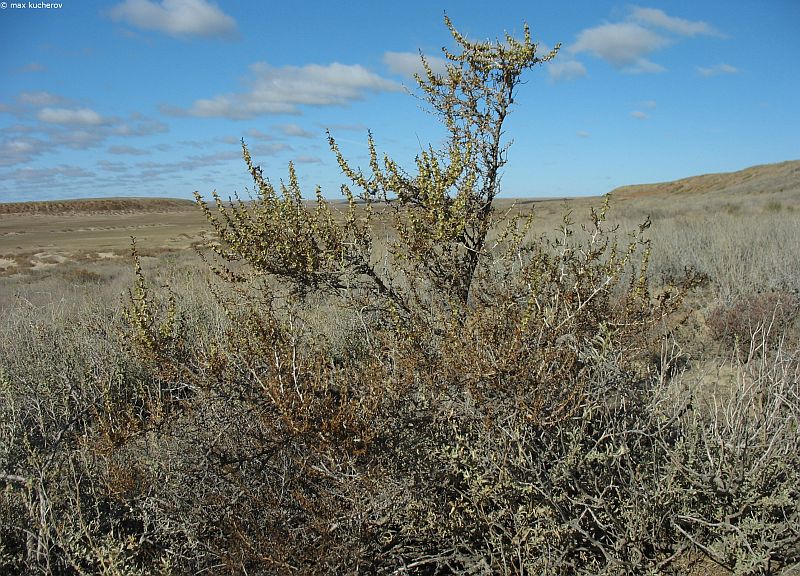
1 159 798 284
0 198 209 276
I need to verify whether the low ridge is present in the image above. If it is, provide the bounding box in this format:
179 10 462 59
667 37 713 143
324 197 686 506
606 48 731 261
0 197 197 215
610 159 800 200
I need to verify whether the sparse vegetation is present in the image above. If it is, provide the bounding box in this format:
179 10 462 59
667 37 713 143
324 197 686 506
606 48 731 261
1 17 799 576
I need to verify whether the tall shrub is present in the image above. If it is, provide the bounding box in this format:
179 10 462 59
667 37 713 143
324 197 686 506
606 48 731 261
122 17 696 573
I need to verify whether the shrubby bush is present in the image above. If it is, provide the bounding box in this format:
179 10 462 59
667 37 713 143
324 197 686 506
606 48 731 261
707 291 799 354
1 17 798 575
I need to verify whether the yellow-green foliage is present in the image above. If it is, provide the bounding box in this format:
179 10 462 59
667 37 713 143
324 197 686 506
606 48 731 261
194 16 560 318
195 156 374 297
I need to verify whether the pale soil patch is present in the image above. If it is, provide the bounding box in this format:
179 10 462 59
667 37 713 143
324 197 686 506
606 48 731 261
0 209 209 261
33 252 69 262
0 257 17 271
28 252 72 271
30 261 59 271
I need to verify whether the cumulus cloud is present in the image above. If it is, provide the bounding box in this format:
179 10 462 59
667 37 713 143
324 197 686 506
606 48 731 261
0 100 169 167
548 59 587 82
696 63 739 77
383 51 449 79
630 7 721 37
108 0 238 39
172 62 401 119
571 22 668 72
567 7 723 74
631 110 649 120
38 107 109 125
0 137 47 166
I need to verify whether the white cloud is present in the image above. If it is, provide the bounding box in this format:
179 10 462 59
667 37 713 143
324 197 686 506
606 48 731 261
7 95 159 152
0 137 46 166
277 123 316 138
4 140 36 154
696 63 739 77
639 100 657 109
6 164 95 184
244 129 275 141
383 51 449 79
294 155 322 164
50 129 108 149
0 104 168 166
628 59 666 74
548 59 587 82
576 131 591 138
324 123 369 133
3 124 36 134
133 150 242 179
175 62 401 119
630 7 721 37
567 8 722 75
631 110 648 120
18 91 66 107
570 22 669 70
108 0 238 39
98 160 131 172
249 142 292 157
108 145 151 155
112 117 168 136
38 107 108 125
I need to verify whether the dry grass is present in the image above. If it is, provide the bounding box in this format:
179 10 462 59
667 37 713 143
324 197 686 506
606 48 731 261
1 160 799 574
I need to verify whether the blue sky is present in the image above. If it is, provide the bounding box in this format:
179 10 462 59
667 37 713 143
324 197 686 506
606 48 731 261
1 0 798 202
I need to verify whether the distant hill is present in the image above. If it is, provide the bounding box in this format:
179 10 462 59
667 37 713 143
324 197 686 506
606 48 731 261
2 160 798 215
609 160 800 201
0 197 197 215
